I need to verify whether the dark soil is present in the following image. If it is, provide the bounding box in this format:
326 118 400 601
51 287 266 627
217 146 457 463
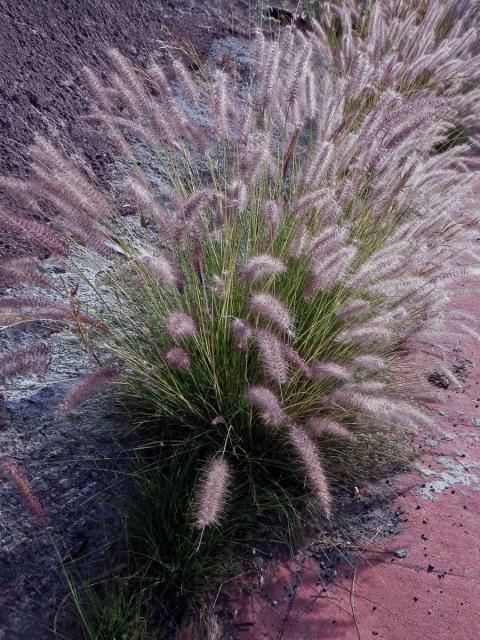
0 0 258 175
0 386 128 640
0 0 266 286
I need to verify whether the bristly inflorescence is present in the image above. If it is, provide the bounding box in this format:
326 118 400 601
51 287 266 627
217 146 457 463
56 367 120 417
194 457 231 529
0 342 51 383
0 458 47 525
0 0 479 526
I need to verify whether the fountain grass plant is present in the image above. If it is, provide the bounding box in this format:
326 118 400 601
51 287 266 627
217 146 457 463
1 2 479 636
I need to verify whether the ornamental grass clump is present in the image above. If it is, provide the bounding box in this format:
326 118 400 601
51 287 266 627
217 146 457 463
316 0 480 132
0 1 479 558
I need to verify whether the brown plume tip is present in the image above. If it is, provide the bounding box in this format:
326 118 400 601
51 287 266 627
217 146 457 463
1 458 48 526
57 367 120 416
288 424 332 517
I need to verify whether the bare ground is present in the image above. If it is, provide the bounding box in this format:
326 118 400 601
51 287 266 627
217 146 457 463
0 0 265 286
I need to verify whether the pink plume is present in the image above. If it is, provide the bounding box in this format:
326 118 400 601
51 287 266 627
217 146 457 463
250 293 294 335
247 386 285 427
0 257 52 290
195 457 231 529
281 343 312 378
231 318 252 351
0 342 51 383
306 417 356 442
264 200 282 232
165 347 191 369
352 355 385 371
166 311 197 339
254 330 289 385
140 251 182 290
1 458 47 525
211 275 226 299
311 361 352 382
242 255 286 283
288 424 332 517
0 206 67 257
57 367 120 416
335 324 392 344
336 299 370 321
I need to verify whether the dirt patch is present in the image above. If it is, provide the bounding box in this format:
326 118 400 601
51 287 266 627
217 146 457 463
0 0 277 288
0 0 256 175
225 340 480 640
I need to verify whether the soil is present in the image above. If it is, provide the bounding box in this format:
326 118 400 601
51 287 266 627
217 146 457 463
0 0 278 286
0 248 132 638
0 353 128 640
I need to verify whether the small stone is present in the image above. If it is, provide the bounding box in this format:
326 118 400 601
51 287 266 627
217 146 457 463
427 564 435 573
394 548 409 559
52 263 67 273
428 372 449 389
60 75 75 89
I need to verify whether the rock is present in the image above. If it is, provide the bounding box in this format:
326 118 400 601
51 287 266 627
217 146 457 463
428 372 450 389
394 548 409 559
